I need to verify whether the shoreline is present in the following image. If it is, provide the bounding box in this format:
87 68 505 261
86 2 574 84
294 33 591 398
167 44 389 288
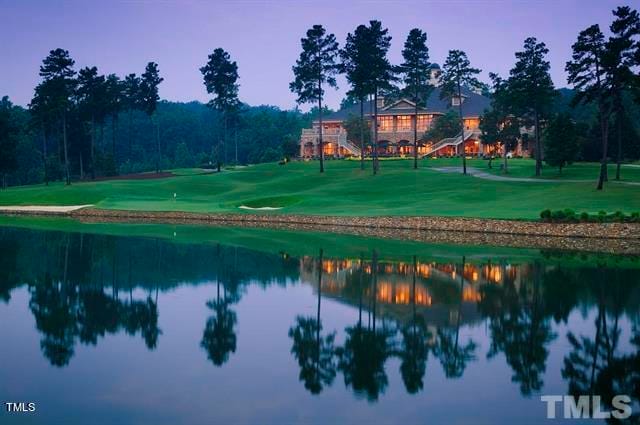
1 207 639 255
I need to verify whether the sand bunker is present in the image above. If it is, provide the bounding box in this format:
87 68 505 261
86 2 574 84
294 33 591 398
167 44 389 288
238 206 283 211
0 205 93 213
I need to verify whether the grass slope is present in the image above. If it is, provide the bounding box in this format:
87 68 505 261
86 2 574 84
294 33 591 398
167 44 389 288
0 159 638 219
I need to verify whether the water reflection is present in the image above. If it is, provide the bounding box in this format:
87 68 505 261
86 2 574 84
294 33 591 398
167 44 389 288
2 225 640 418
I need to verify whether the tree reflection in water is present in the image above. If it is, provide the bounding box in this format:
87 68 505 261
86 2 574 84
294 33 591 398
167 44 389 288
336 251 395 401
289 249 337 394
398 256 429 394
4 226 640 404
480 261 556 395
433 256 477 379
201 244 239 367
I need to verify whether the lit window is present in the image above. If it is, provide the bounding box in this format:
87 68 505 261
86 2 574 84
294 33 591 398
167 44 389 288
378 116 393 131
417 115 432 131
397 116 412 131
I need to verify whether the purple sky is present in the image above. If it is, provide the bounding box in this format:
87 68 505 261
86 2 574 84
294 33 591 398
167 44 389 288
0 0 633 110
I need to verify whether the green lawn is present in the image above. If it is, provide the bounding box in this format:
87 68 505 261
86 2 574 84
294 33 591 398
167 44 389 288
0 159 638 219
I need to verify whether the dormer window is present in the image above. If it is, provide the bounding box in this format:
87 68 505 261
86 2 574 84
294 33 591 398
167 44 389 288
451 95 464 106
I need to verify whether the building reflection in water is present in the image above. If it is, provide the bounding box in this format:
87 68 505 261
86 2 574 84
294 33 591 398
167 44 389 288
3 226 640 409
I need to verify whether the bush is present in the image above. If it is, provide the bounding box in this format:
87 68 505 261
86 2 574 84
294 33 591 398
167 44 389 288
539 209 640 223
540 209 552 222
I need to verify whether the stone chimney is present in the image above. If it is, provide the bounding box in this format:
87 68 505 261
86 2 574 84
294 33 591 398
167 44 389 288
376 95 385 109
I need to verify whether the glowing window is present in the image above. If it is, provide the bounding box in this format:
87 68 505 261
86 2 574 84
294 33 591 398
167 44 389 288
397 115 412 131
378 116 393 131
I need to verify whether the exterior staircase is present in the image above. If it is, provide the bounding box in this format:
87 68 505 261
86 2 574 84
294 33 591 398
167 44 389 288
339 138 361 157
421 130 478 157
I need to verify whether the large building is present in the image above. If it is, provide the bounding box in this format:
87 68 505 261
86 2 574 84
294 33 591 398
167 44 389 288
299 85 532 159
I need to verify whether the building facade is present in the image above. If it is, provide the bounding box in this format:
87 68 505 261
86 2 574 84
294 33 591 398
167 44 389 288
299 86 532 159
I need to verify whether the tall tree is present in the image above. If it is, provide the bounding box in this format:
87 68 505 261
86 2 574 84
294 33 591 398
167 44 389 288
200 48 240 168
123 73 141 158
439 50 482 175
38 48 76 185
544 113 580 174
30 82 55 185
290 24 340 173
0 97 19 189
508 37 556 177
341 24 373 170
480 73 521 172
366 20 396 175
567 25 613 190
139 62 163 173
76 66 106 179
400 28 432 169
607 6 640 180
105 74 124 164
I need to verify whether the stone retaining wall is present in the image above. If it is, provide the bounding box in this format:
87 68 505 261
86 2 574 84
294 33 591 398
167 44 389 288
69 209 639 240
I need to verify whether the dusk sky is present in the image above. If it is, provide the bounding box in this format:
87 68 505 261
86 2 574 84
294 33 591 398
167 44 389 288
0 0 633 110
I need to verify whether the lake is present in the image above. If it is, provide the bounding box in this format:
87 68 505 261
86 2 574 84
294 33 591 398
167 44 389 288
1 221 639 424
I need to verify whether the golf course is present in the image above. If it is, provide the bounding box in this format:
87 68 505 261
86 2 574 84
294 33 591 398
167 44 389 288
0 158 638 220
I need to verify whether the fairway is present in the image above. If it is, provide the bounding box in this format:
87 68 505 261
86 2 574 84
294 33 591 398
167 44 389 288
0 159 638 219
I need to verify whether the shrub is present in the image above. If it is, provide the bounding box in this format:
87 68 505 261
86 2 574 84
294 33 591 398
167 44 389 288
540 209 552 222
551 210 566 222
580 212 590 222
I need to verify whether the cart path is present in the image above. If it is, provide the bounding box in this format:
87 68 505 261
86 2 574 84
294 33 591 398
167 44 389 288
432 167 640 185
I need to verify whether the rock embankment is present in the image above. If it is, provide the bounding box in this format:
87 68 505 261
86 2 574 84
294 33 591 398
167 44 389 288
69 208 639 240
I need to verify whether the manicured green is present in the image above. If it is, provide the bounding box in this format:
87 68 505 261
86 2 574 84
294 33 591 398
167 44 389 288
0 160 638 219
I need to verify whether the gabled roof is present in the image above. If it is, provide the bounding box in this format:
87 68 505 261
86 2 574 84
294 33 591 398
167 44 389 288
320 86 491 122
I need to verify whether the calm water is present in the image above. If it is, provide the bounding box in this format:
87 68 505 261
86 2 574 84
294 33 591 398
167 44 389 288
1 225 640 424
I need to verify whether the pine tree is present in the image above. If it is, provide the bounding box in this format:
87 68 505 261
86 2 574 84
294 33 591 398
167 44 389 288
439 50 482 175
139 62 163 173
38 48 76 185
607 6 640 180
341 24 373 170
76 66 106 179
400 28 432 169
200 48 240 168
508 37 556 177
290 25 340 173
566 25 612 190
544 113 580 174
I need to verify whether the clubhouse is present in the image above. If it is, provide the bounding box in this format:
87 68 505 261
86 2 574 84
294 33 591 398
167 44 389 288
299 86 533 159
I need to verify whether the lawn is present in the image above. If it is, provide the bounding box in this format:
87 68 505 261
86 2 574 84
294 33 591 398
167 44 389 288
0 159 638 219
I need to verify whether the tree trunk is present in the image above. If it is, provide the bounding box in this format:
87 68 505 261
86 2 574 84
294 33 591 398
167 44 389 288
359 98 365 171
91 115 96 180
223 111 228 165
413 99 418 170
128 109 133 159
597 111 609 191
503 143 508 174
41 122 48 186
318 92 324 173
457 82 466 175
79 154 84 180
62 111 71 185
615 113 622 181
534 110 542 177
317 248 323 354
112 113 117 164
155 114 161 173
373 90 379 175
234 128 238 165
